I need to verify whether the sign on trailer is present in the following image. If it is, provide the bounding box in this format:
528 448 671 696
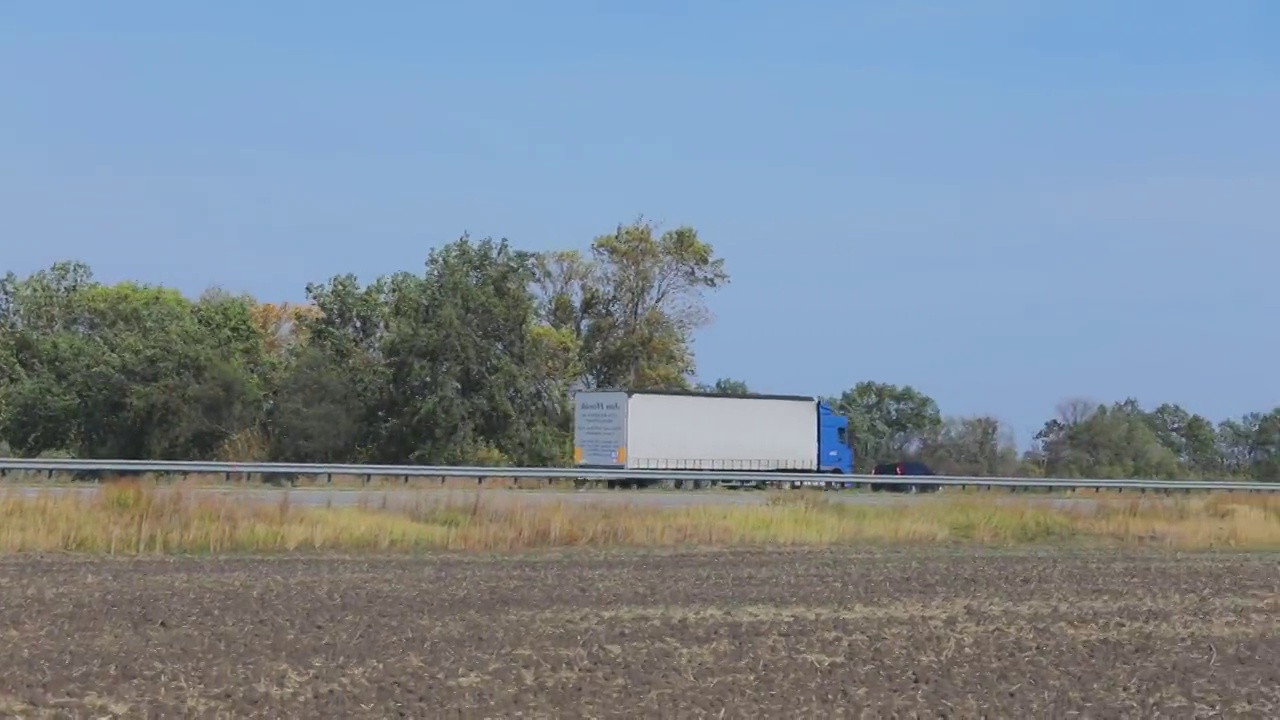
573 391 628 466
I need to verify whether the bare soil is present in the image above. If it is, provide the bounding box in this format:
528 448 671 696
1 548 1278 718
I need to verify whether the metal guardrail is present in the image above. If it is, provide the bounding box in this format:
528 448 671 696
0 457 1276 492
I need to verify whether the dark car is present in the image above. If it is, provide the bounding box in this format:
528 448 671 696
870 461 939 493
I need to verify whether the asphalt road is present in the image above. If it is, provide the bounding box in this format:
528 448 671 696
2 485 1111 511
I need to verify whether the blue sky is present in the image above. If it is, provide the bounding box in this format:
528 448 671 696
2 1 1276 447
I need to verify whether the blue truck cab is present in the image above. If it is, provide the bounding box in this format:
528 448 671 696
818 401 854 475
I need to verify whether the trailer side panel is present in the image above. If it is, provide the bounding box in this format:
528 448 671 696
625 393 818 471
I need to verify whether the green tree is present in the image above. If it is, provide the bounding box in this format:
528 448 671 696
291 235 568 466
1144 403 1222 476
921 416 1020 477
1027 398 1180 479
0 267 262 459
294 271 394 460
533 217 728 391
827 382 942 472
376 235 557 465
0 262 96 455
1217 410 1280 481
696 377 751 395
266 344 364 463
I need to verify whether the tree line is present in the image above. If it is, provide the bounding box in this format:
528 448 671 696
2 219 1277 480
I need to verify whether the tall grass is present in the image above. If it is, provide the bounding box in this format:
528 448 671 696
2 482 1279 555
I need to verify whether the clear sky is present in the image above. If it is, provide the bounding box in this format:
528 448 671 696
2 1 1276 447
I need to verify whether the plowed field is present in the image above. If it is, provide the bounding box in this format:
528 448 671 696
2 549 1278 717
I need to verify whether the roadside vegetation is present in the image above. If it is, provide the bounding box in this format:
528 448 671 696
2 217 1277 480
2 482 1279 554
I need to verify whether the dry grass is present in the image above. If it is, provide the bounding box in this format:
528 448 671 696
0 468 574 490
2 482 1280 554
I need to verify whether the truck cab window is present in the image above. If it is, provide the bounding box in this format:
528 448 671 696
837 427 847 445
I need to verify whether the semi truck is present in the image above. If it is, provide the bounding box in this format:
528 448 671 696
571 389 854 489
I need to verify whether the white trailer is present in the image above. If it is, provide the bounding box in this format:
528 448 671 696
572 390 840 489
